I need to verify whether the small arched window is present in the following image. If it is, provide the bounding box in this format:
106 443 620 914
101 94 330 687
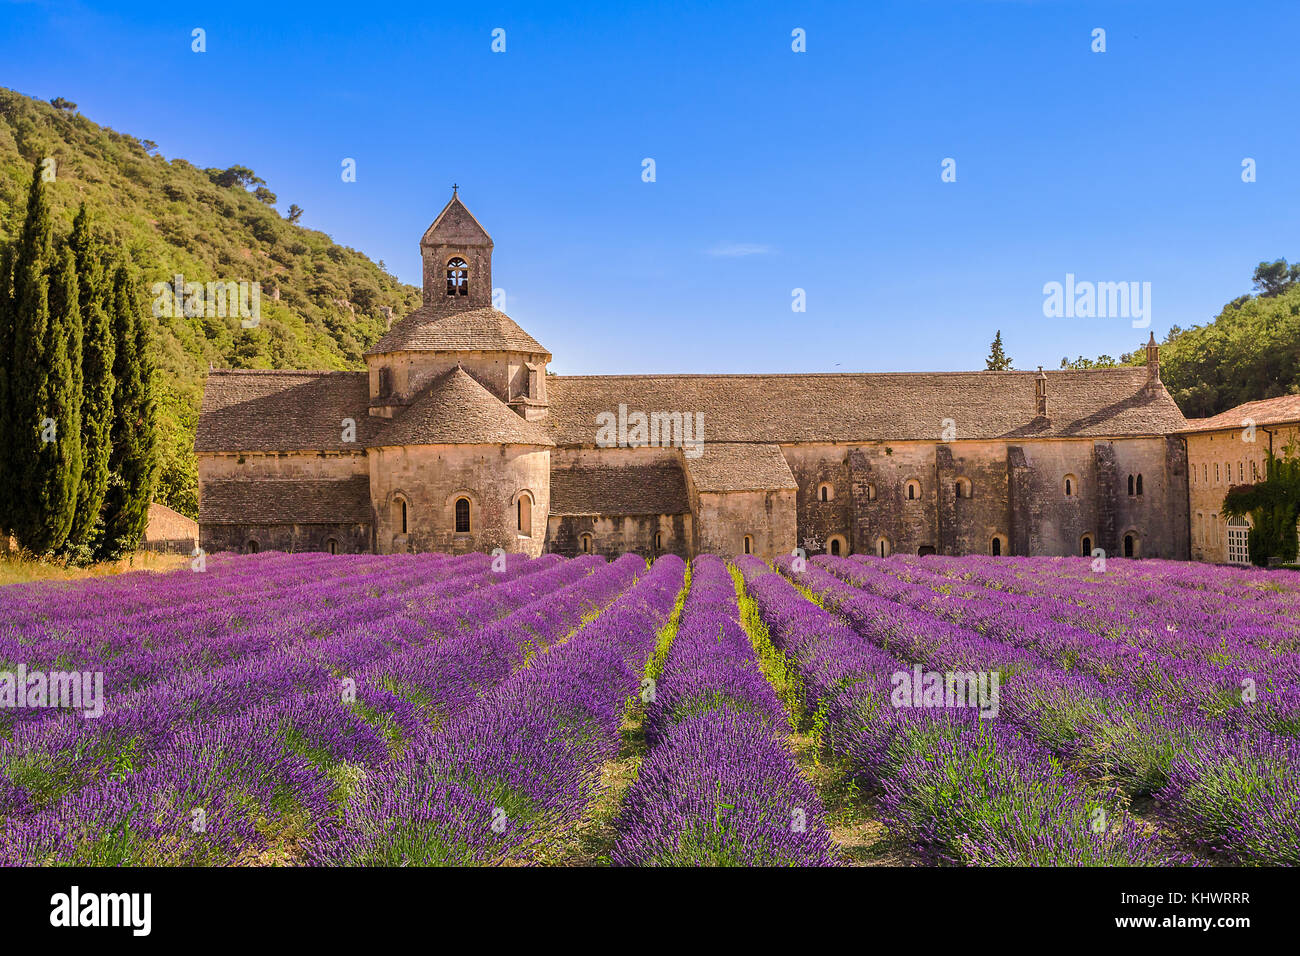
991 536 1003 557
1080 535 1092 557
905 479 921 501
955 477 972 499
875 536 890 558
830 538 841 556
326 538 338 555
818 483 834 502
454 497 471 533
580 533 593 554
1127 474 1135 496
743 535 754 555
1135 474 1144 496
516 492 533 536
1063 474 1077 498
866 483 877 501
1124 533 1137 558
446 257 469 297
654 531 663 551
392 497 409 535
245 539 259 554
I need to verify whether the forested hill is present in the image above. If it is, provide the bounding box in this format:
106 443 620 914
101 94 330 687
0 88 420 518
1057 263 1300 420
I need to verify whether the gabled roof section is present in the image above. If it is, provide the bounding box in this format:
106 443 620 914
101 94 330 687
370 367 554 447
543 369 1187 445
684 442 798 493
366 306 550 357
420 193 492 248
200 476 372 524
1180 394 1300 433
196 371 379 452
550 464 689 516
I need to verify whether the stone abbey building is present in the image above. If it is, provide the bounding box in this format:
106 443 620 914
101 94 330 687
196 193 1194 561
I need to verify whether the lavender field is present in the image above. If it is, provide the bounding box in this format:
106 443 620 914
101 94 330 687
1 550 1296 866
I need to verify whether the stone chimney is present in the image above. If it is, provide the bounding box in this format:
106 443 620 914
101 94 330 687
1145 331 1161 385
1035 366 1048 419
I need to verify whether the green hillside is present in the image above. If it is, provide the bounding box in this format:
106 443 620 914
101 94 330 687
0 88 420 518
1058 265 1300 420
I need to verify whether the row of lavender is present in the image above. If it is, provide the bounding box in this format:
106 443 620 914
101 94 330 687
736 556 1177 865
793 555 1299 865
611 555 836 865
1 551 667 863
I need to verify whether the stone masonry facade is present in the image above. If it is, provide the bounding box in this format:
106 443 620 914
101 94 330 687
196 193 1213 563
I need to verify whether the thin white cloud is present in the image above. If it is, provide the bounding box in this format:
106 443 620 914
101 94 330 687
705 241 774 258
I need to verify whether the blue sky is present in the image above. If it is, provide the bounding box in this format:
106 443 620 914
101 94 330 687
2 0 1297 375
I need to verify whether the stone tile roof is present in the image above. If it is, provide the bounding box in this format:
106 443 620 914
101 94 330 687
199 476 373 525
683 442 797 492
1180 394 1300 433
196 371 378 452
366 307 549 357
550 464 689 516
370 367 554 447
145 502 198 542
544 369 1186 444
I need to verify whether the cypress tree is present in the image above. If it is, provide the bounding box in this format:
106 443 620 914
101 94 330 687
0 241 14 545
99 265 156 559
7 162 85 553
65 205 115 552
12 241 83 553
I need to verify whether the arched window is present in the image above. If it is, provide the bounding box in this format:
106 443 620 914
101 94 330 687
743 535 754 555
446 257 469 297
326 538 338 555
1080 535 1092 557
875 536 890 558
245 539 259 554
654 531 663 551
866 483 877 501
955 477 972 499
392 497 409 535
1135 474 1144 496
516 492 533 536
990 536 1003 557
1063 474 1077 498
1127 474 1135 496
454 497 471 533
905 479 921 501
818 483 833 502
826 535 848 557
1124 533 1137 558
580 533 593 554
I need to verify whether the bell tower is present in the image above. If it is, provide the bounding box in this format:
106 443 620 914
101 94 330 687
420 188 493 312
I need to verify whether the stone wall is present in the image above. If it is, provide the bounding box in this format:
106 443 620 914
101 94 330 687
546 513 691 557
1187 424 1297 563
689 488 797 558
366 349 549 411
202 522 371 554
368 443 550 556
198 450 368 481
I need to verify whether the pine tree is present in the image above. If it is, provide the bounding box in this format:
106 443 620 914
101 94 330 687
65 205 116 553
985 330 1013 371
98 265 156 559
6 163 85 553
